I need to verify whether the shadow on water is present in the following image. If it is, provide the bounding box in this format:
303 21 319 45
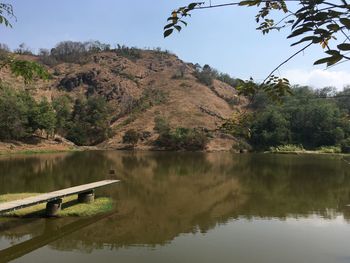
1 151 350 255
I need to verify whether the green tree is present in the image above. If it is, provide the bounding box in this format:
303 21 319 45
250 107 291 149
52 95 72 135
67 97 111 145
0 86 30 139
33 98 56 138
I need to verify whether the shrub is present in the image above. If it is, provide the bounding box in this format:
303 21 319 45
317 146 341 154
123 129 140 145
193 65 214 86
154 117 208 151
269 144 305 153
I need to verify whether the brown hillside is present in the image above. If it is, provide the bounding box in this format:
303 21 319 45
0 49 246 151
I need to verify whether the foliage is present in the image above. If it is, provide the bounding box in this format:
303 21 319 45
123 129 140 146
0 3 14 28
0 86 31 139
66 97 111 145
164 1 350 101
250 86 350 150
193 64 215 86
0 56 50 84
251 107 291 149
154 117 208 150
0 5 50 83
31 98 56 137
336 86 350 114
118 88 168 118
165 1 350 67
52 95 73 135
341 138 350 153
317 146 341 154
220 111 253 138
0 86 58 139
115 44 141 60
269 144 305 153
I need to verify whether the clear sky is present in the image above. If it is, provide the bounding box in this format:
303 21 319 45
1 0 350 89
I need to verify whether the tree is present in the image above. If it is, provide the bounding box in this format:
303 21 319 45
164 1 350 99
52 95 72 135
67 97 111 145
123 129 140 146
250 107 291 149
33 98 57 137
0 86 30 139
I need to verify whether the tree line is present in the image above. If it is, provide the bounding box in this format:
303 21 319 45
0 85 111 145
247 86 350 152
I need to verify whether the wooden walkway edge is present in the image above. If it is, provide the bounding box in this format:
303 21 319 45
0 180 119 214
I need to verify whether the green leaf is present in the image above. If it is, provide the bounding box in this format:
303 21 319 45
174 25 182 32
314 57 334 65
164 28 174 38
340 18 350 29
288 27 313 38
163 23 174 30
291 36 320 46
337 43 350 51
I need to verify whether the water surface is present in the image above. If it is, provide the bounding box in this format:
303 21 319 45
0 151 350 263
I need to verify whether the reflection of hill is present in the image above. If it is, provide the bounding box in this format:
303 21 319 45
51 152 245 250
1 152 350 253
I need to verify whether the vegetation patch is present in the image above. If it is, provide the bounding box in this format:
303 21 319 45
0 193 113 217
269 144 305 153
154 116 208 151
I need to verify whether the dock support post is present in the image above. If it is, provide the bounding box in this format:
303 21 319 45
46 199 62 217
78 190 95 203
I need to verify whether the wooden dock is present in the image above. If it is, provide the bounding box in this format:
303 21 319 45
0 180 119 216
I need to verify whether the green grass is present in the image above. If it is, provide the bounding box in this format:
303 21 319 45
0 193 114 217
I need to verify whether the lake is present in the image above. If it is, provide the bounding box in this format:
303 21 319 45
0 151 350 263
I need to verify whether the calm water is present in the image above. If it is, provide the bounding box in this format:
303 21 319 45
0 151 350 263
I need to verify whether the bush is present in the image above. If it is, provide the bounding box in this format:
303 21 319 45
269 144 305 153
317 146 341 154
341 138 350 153
193 64 215 86
154 118 208 151
123 129 140 145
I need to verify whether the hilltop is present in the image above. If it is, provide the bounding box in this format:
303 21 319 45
0 43 246 152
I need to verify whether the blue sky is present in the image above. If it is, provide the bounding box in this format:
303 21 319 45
2 0 350 89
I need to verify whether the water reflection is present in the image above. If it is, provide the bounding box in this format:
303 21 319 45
1 151 350 261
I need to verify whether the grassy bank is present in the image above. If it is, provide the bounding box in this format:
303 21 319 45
267 145 349 155
0 193 114 217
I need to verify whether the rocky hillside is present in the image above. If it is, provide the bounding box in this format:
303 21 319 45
0 47 246 151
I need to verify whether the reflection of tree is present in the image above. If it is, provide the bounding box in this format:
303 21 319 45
231 154 350 219
2 152 350 253
0 151 115 194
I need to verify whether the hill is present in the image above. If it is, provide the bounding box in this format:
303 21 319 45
0 45 246 152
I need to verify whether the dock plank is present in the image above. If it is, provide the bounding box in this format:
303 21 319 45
0 180 119 214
